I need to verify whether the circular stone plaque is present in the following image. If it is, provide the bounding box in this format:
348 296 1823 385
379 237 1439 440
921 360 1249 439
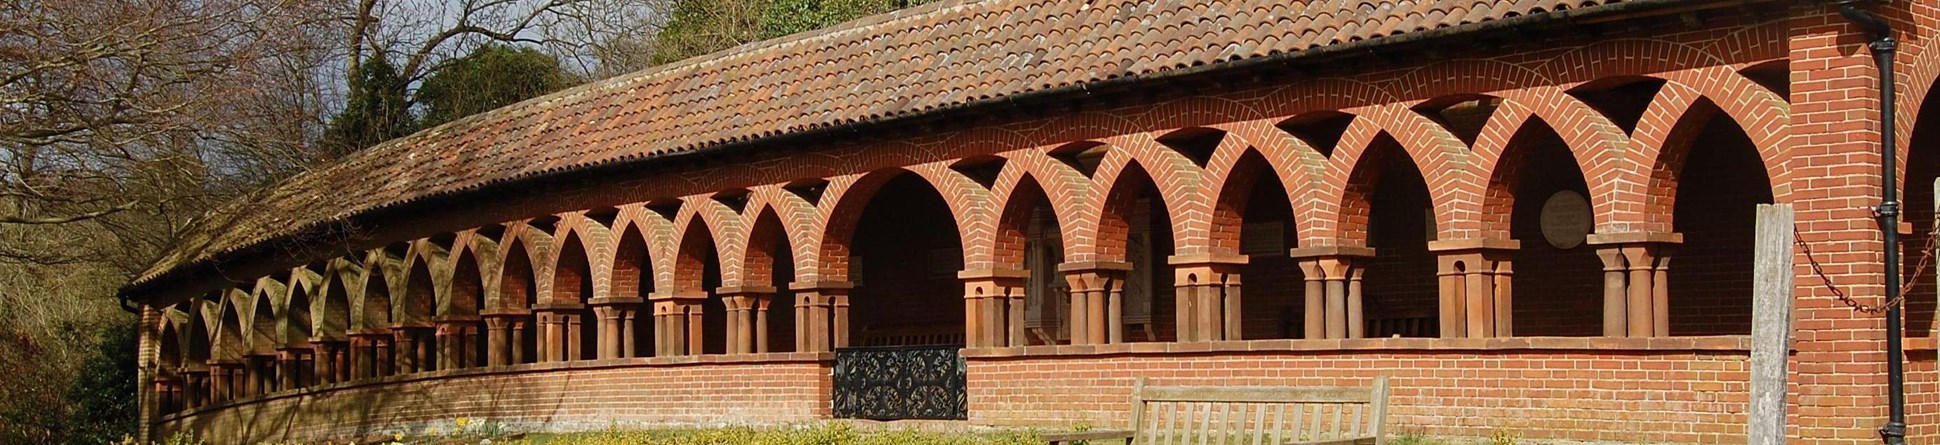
1540 190 1592 249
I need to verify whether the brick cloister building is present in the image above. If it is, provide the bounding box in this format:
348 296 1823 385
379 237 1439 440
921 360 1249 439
123 0 1940 443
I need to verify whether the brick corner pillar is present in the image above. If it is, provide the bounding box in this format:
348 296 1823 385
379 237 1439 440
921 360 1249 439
1290 245 1377 339
1427 239 1520 339
959 268 1028 348
1056 261 1132 345
530 302 586 362
1168 254 1250 342
481 309 530 365
434 315 484 369
648 291 708 356
137 304 160 442
1586 232 1680 338
311 338 349 385
588 297 643 359
788 280 853 352
715 287 777 354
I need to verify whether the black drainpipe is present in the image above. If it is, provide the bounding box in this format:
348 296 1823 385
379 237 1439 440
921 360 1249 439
1836 1 1903 443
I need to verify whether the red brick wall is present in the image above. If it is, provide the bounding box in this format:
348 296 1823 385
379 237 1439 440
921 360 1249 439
965 340 1752 444
153 356 832 444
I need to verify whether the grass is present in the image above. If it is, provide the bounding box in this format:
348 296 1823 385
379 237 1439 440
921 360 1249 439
125 422 1043 445
501 423 1040 445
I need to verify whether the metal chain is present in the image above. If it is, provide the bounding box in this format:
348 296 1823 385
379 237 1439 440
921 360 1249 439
1797 213 1940 314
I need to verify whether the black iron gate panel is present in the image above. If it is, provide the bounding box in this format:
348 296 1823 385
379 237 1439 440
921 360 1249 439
832 345 966 420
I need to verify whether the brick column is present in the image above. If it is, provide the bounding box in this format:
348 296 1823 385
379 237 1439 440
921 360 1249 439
435 317 481 369
1169 255 1248 342
1291 246 1376 339
1587 233 1680 337
391 323 435 372
718 287 775 354
350 331 393 377
589 297 641 359
648 292 707 356
311 340 346 384
207 360 239 402
275 348 301 390
1058 262 1130 345
960 269 1027 348
532 303 584 361
1428 239 1519 339
482 310 529 365
244 353 276 396
789 281 852 352
182 368 208 409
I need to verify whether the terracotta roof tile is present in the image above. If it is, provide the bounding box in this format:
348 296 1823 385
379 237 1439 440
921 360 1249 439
131 0 1649 292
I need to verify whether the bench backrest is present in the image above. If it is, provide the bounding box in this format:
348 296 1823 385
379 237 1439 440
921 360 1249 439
1127 377 1391 445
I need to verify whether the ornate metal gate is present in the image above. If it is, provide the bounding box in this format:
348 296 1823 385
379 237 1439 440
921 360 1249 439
832 345 967 420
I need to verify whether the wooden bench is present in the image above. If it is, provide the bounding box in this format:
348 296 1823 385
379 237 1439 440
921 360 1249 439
1043 377 1391 445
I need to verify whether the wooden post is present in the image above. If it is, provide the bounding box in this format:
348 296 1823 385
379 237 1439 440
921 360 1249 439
1749 204 1793 445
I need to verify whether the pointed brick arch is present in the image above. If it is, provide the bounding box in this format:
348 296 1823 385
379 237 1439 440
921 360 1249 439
399 251 439 324
741 187 819 282
673 198 741 291
814 167 973 281
1077 138 1208 261
1472 91 1638 237
318 260 356 341
247 278 283 355
1328 108 1484 243
611 204 678 292
354 252 397 333
215 290 248 362
539 214 614 304
494 228 543 312
1639 93 1784 230
283 271 315 347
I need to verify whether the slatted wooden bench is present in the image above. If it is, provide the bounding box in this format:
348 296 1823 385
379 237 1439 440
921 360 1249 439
1043 377 1391 445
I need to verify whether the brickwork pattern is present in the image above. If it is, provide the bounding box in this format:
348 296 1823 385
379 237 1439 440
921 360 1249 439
154 359 832 444
131 4 1940 444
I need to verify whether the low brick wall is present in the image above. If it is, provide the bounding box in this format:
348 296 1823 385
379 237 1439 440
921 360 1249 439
153 353 833 444
963 337 1755 444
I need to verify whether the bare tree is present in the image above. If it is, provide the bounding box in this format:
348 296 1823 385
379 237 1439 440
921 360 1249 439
0 0 337 266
